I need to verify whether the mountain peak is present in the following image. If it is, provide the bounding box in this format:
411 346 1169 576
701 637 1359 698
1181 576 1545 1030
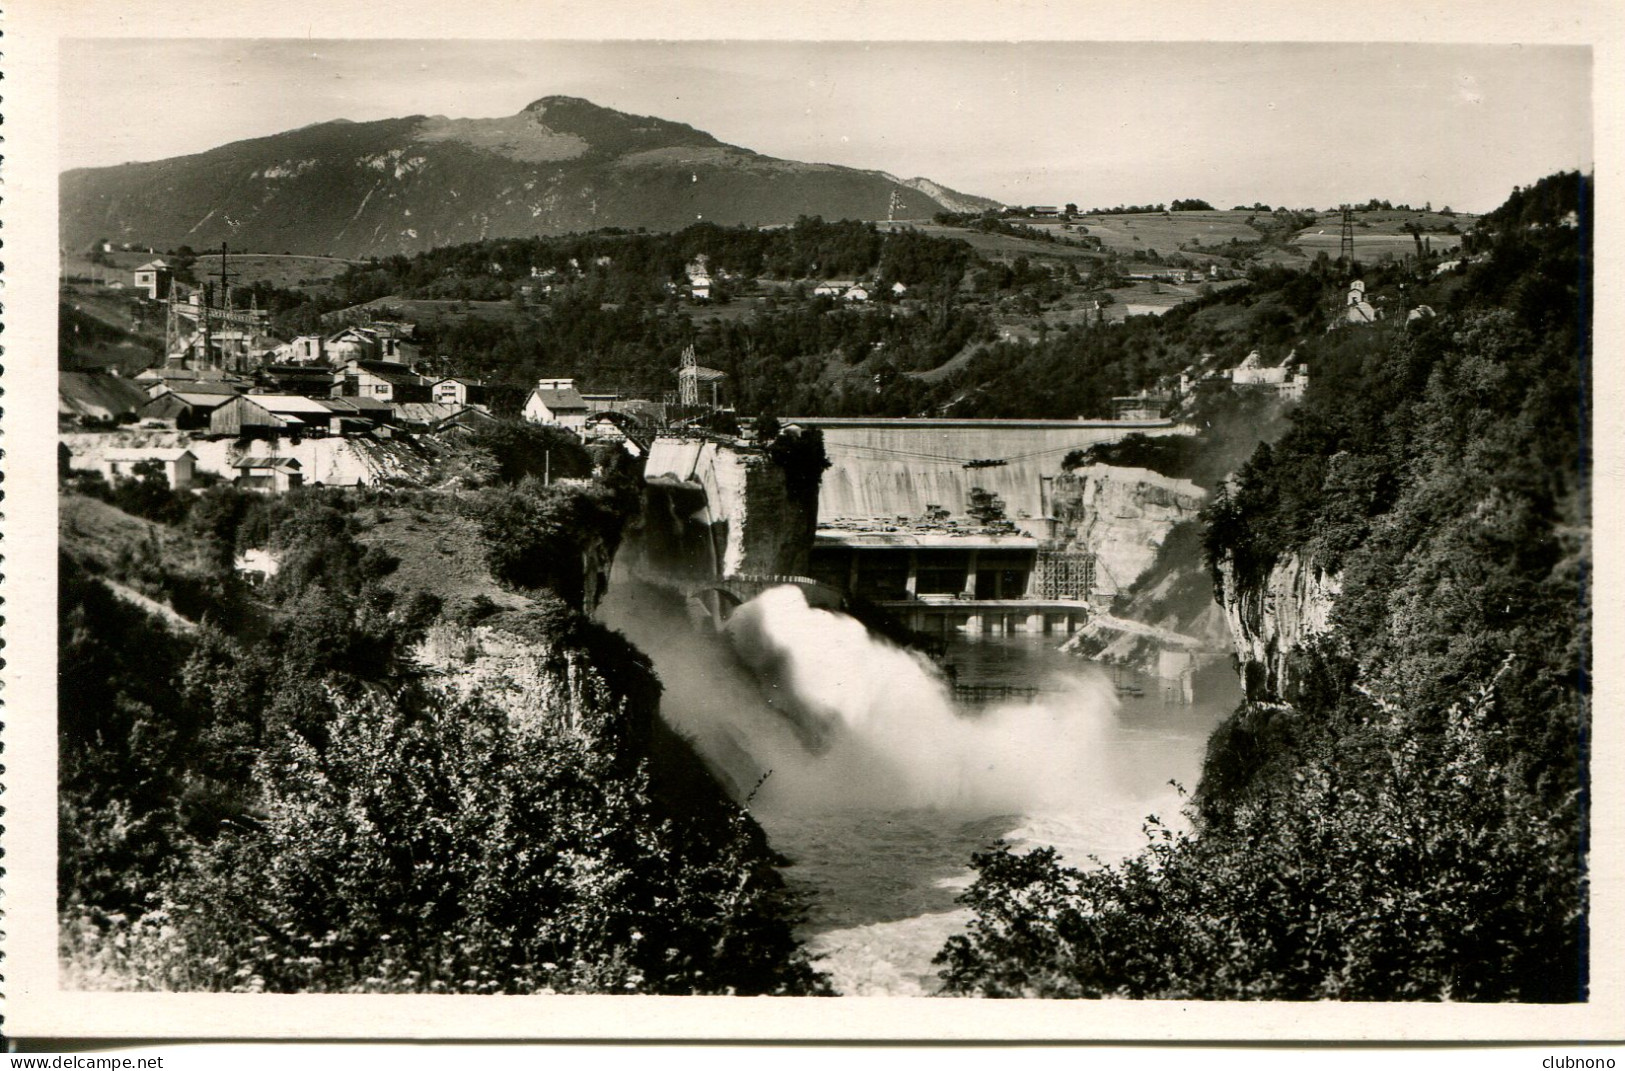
60 96 1000 257
522 94 597 114
514 95 724 154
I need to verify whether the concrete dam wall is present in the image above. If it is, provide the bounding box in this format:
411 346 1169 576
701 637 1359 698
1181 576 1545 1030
636 436 818 581
786 417 1191 524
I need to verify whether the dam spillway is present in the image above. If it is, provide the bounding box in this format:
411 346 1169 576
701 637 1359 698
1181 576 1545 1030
783 416 1191 525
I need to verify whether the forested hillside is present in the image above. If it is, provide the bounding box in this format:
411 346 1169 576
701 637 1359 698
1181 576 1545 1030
219 211 1447 422
59 429 830 995
936 171 1591 1001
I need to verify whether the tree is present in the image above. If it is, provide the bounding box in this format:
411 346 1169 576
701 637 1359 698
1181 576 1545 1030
114 687 829 995
471 421 591 485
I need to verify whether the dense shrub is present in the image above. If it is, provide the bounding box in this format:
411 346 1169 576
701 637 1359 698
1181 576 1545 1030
64 686 829 996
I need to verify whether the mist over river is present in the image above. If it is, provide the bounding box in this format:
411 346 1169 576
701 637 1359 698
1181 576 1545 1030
598 580 1236 995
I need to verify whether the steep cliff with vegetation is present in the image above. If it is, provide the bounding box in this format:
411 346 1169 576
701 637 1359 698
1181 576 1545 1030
59 431 829 995
937 172 1590 1001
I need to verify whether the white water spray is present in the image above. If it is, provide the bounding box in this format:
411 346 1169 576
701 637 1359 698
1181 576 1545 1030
715 586 1122 813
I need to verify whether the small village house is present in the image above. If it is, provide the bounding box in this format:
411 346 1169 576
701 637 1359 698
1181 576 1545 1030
232 456 304 493
430 376 487 408
101 447 198 490
325 325 415 365
132 259 172 300
279 335 327 364
523 378 590 431
335 359 432 404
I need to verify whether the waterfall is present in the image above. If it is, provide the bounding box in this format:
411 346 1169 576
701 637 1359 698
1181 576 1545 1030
598 578 1122 815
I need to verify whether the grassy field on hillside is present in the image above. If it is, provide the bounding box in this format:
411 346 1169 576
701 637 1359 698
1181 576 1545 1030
63 249 362 290
1042 211 1264 258
906 224 1105 264
1291 231 1464 258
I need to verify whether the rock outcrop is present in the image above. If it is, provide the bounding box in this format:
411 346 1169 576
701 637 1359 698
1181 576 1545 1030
414 620 655 747
1217 551 1342 700
1050 465 1205 597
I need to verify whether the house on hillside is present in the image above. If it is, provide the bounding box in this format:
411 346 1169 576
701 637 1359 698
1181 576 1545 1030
279 335 328 364
813 280 854 298
132 260 172 300
843 285 870 303
523 378 589 431
1345 280 1380 325
335 359 431 404
233 456 304 493
431 377 487 407
891 281 908 297
101 447 197 490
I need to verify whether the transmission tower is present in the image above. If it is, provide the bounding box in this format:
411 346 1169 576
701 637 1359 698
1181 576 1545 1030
1338 205 1356 270
678 344 700 408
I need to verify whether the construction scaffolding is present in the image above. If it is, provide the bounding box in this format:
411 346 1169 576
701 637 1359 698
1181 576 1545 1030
1032 548 1097 601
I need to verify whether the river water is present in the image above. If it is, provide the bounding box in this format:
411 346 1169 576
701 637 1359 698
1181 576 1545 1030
597 581 1237 997
756 631 1236 995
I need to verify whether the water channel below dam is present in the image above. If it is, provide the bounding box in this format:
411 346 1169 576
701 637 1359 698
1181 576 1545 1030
598 580 1238 996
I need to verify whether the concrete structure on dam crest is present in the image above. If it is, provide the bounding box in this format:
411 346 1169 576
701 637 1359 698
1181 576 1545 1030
757 417 1202 636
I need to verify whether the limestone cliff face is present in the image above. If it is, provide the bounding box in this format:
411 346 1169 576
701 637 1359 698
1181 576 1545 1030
1050 465 1206 596
413 622 655 747
1217 551 1342 700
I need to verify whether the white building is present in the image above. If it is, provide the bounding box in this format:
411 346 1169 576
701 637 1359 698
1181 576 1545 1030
132 260 173 300
1345 280 1380 325
523 378 589 432
101 447 197 489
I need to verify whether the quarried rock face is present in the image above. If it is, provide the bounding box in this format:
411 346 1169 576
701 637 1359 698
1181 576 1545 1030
1050 465 1205 597
1217 551 1342 700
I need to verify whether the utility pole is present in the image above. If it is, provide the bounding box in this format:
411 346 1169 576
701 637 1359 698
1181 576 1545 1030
1339 205 1356 274
678 344 699 408
206 242 240 370
208 241 239 310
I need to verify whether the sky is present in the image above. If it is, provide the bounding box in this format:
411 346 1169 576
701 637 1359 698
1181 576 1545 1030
59 39 1592 213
